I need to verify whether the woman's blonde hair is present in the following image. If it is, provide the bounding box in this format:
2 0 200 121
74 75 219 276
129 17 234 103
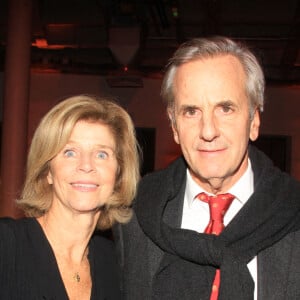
17 94 140 230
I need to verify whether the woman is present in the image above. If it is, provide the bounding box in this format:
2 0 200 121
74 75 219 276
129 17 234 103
0 94 140 299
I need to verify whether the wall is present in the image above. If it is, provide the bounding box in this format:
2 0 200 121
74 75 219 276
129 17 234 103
27 72 179 172
2 72 300 179
259 85 300 179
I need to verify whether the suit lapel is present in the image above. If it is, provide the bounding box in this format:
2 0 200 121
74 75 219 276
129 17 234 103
257 231 297 300
149 178 186 276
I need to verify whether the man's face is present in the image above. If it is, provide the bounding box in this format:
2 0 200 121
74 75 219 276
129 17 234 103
170 54 260 193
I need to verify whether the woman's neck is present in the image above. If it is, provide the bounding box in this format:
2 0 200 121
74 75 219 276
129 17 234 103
36 210 97 263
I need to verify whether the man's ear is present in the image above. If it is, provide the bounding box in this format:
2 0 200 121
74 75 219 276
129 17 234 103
168 109 179 145
249 109 260 142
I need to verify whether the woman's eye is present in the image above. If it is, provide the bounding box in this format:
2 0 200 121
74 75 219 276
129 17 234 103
64 149 76 157
97 151 109 160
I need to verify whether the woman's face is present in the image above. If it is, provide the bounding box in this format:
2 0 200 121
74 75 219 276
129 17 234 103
47 120 118 215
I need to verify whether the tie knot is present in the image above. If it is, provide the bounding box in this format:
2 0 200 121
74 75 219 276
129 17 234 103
196 192 235 298
197 192 235 224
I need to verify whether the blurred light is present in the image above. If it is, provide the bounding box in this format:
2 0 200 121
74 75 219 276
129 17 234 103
172 7 179 18
33 38 48 48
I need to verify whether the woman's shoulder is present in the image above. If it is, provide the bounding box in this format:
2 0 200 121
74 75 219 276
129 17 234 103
0 217 20 262
90 232 119 268
0 216 34 232
0 216 17 225
91 231 115 253
0 217 36 245
90 232 121 299
0 217 17 237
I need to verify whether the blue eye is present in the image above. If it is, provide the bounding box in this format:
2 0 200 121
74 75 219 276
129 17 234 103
64 149 76 157
97 151 109 159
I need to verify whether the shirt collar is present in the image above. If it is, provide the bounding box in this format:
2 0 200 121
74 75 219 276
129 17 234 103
186 159 254 208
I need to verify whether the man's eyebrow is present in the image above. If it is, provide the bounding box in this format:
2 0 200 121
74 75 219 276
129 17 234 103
178 104 199 112
217 99 235 106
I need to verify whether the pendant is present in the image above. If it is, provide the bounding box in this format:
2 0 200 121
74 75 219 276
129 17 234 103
73 272 81 282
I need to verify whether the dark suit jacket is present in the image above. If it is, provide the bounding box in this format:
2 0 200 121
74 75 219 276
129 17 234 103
114 147 300 300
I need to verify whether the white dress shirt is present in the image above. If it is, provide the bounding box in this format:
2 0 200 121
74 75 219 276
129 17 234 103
181 160 257 300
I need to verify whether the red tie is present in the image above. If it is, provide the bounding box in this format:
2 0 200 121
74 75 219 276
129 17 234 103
197 192 235 300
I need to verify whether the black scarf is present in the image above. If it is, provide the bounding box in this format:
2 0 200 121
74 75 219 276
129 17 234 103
135 146 300 299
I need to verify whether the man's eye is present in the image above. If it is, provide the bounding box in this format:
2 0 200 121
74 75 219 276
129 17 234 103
97 151 109 160
222 105 232 113
187 109 196 115
183 108 198 116
64 149 76 157
217 104 235 115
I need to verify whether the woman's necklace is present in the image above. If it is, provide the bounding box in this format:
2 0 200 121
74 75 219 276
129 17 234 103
38 217 90 285
72 248 89 283
73 272 81 282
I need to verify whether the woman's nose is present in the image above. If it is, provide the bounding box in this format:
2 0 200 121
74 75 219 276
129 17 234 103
78 154 95 172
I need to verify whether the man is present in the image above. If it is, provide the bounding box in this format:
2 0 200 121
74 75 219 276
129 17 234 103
114 36 300 300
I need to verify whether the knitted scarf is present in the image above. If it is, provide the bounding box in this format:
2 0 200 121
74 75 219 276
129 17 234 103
135 146 300 299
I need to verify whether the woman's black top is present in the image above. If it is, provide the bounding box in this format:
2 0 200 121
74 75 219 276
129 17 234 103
0 217 121 299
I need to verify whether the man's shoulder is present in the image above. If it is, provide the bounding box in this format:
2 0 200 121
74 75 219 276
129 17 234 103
250 145 300 189
141 156 187 184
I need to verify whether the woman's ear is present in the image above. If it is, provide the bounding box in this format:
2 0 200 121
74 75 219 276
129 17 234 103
47 170 53 185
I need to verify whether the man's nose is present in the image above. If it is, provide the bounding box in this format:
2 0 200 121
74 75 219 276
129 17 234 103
199 112 220 141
